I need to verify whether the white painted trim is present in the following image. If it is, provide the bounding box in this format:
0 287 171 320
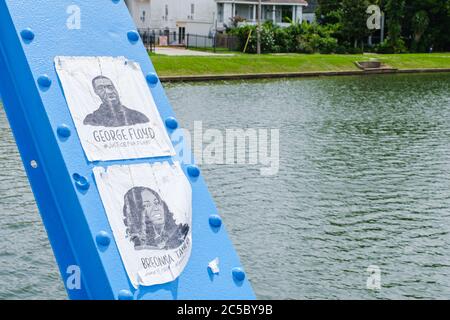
216 1 307 6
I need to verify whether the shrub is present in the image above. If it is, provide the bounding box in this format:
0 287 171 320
318 36 339 53
229 21 339 54
229 23 276 53
293 22 338 54
374 38 408 54
274 27 295 53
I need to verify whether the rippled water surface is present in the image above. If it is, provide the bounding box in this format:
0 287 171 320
1 73 450 299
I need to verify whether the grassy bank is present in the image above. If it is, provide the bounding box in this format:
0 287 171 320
151 53 450 77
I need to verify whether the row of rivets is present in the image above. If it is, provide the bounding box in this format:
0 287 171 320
36 71 158 92
56 114 174 141
21 27 141 47
119 16 140 301
23 26 157 89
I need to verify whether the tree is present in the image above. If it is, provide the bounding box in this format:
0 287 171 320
341 0 370 48
384 0 406 52
401 0 450 52
315 0 450 53
411 10 429 43
316 0 343 25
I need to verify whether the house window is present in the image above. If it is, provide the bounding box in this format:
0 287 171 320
191 4 195 15
275 6 293 23
165 4 169 17
263 5 273 21
218 3 224 23
235 4 253 21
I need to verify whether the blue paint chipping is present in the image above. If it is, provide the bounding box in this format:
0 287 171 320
0 0 254 300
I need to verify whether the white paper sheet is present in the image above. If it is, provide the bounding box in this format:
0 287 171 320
55 56 175 161
208 258 220 274
93 162 192 287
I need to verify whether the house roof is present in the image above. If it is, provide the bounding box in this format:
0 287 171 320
216 0 308 5
302 0 317 13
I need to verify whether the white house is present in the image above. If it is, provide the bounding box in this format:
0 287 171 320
125 0 309 37
216 0 308 30
124 0 217 37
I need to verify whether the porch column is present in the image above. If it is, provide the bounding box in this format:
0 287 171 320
253 4 257 23
297 6 303 23
223 3 233 23
272 5 276 22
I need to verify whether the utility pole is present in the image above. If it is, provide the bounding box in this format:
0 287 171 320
257 0 261 54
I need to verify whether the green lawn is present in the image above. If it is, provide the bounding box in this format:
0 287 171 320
150 53 450 77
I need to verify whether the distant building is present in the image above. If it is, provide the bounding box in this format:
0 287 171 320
124 0 216 37
216 0 308 31
125 0 309 37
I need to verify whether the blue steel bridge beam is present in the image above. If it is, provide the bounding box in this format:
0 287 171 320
0 0 254 300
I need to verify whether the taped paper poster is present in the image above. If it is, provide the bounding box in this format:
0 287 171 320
55 56 175 161
93 162 192 287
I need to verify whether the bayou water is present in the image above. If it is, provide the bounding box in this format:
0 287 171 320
1 73 449 299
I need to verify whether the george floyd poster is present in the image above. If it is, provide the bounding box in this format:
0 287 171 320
55 56 175 161
93 161 192 288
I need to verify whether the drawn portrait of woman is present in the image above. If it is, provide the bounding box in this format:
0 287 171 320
123 187 189 250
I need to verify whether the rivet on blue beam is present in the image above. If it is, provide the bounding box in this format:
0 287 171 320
57 124 71 139
118 290 134 300
165 117 178 130
187 165 200 178
127 30 140 43
232 267 246 282
111 0 121 3
209 214 222 228
96 231 111 247
37 75 52 90
73 173 90 191
20 28 35 42
146 72 159 85
30 160 38 169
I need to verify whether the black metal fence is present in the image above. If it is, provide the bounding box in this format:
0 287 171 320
186 34 240 52
138 28 240 53
138 29 156 53
138 28 184 51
